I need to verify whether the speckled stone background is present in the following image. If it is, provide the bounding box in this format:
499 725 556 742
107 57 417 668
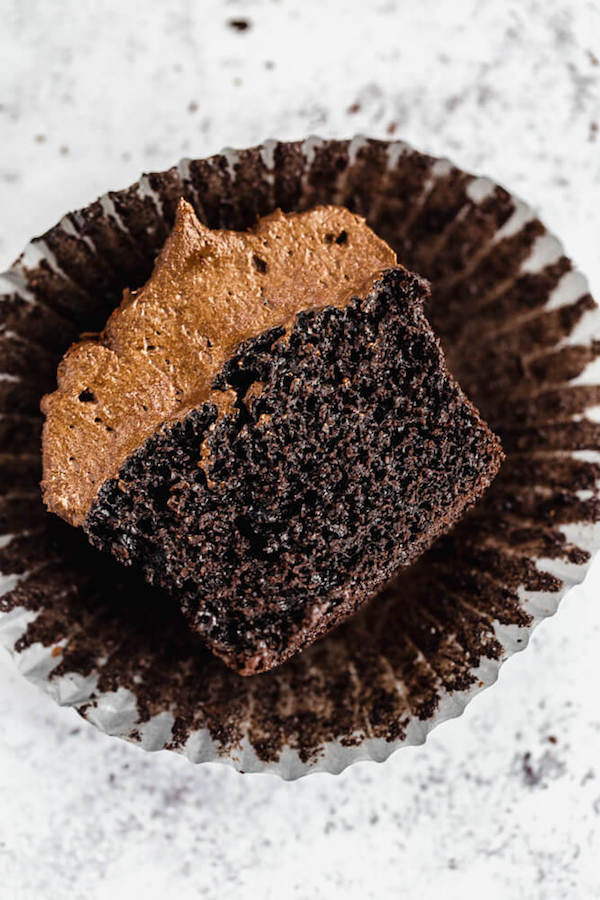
1 1 600 897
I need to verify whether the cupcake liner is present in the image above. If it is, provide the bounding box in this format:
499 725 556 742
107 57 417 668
1 137 599 779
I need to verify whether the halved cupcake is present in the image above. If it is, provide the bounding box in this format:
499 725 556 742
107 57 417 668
41 199 503 674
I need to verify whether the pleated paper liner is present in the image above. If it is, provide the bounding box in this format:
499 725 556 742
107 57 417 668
1 138 599 779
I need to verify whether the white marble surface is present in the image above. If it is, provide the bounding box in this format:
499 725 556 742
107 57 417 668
1 0 600 897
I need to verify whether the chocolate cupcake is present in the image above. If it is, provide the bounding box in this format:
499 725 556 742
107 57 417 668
1 137 599 777
41 199 502 675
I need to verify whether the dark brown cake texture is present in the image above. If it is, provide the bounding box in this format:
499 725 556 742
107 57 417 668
41 199 503 675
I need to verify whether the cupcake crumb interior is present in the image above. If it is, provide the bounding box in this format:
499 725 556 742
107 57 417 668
41 200 396 525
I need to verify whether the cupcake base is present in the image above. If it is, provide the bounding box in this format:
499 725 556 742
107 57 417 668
1 137 599 778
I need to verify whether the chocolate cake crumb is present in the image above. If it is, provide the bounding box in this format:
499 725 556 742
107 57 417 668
84 269 503 674
228 19 250 32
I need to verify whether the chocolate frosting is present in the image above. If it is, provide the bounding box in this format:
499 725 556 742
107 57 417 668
41 201 396 526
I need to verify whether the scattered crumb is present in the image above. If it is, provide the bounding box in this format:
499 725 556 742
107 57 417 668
228 18 250 32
